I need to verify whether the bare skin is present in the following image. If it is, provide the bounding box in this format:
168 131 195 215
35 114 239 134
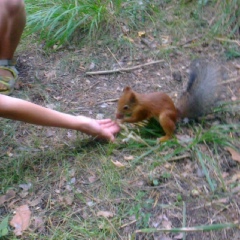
0 0 26 77
0 95 120 141
0 0 120 142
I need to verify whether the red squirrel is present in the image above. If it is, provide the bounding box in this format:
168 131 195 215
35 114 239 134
116 59 222 142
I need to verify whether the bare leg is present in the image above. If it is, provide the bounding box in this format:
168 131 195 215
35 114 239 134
0 0 26 77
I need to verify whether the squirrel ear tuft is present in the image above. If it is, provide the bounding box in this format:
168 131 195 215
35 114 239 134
123 86 131 92
129 92 137 103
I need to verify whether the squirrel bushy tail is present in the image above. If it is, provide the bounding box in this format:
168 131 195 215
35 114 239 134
176 59 222 119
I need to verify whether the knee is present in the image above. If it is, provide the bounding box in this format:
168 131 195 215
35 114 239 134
4 0 25 16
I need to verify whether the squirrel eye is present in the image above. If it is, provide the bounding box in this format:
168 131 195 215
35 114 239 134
123 105 129 110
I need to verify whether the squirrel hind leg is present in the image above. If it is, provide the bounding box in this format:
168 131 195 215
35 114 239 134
158 111 176 142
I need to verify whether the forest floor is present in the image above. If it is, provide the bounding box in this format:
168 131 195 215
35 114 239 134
0 1 240 239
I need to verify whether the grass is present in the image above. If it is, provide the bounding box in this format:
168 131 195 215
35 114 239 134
1 0 240 239
24 0 159 47
24 0 239 50
1 120 239 237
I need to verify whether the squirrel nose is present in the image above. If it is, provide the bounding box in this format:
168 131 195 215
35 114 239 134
116 113 123 119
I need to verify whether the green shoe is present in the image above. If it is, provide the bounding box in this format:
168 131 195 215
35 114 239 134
0 60 18 95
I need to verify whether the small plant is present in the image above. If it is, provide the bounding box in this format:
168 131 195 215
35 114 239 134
212 0 240 38
0 216 9 237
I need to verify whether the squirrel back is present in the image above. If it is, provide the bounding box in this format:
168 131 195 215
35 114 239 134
176 59 222 119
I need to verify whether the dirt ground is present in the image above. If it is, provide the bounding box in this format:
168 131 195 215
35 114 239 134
1 17 240 238
12 37 240 238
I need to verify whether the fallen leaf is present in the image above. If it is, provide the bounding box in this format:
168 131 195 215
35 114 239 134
65 185 73 191
32 216 44 233
121 25 130 35
19 183 32 191
233 63 240 69
10 205 31 236
226 147 240 163
111 160 125 168
88 175 98 183
44 70 56 79
88 62 95 70
124 155 134 161
19 190 29 198
97 211 114 218
64 195 74 205
162 220 172 229
138 31 146 37
0 190 16 206
176 134 193 143
59 195 74 206
28 198 42 207
226 172 240 185
174 233 184 239
0 216 9 237
86 201 94 207
69 169 76 177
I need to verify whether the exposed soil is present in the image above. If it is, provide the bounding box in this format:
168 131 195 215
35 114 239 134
1 10 240 238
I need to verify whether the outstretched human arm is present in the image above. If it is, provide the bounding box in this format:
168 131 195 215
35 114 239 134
0 94 120 141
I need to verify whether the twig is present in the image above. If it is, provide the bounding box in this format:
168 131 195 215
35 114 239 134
85 60 164 75
168 154 191 162
84 81 100 92
96 98 119 105
215 37 240 47
136 222 238 234
178 34 204 47
219 77 240 85
119 220 137 229
104 217 123 240
107 46 122 69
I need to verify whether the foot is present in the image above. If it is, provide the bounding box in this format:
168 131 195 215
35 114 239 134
0 68 14 78
0 64 18 95
158 135 171 143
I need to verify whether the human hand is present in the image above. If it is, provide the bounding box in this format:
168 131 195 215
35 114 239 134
77 116 120 142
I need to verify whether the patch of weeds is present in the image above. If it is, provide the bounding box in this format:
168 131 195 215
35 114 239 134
148 170 172 186
0 146 75 191
100 159 123 198
224 45 240 59
25 0 160 47
211 0 239 37
129 191 152 229
0 119 20 158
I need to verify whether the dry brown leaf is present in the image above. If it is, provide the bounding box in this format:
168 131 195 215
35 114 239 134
227 173 240 185
65 195 74 205
111 160 125 168
32 216 45 233
138 31 146 37
59 195 74 206
226 147 240 163
97 211 114 218
28 198 42 207
234 63 240 69
10 205 31 236
0 189 16 206
162 220 172 229
88 175 98 183
19 191 29 198
19 183 32 191
44 70 56 79
232 173 240 181
124 155 134 161
174 233 184 239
